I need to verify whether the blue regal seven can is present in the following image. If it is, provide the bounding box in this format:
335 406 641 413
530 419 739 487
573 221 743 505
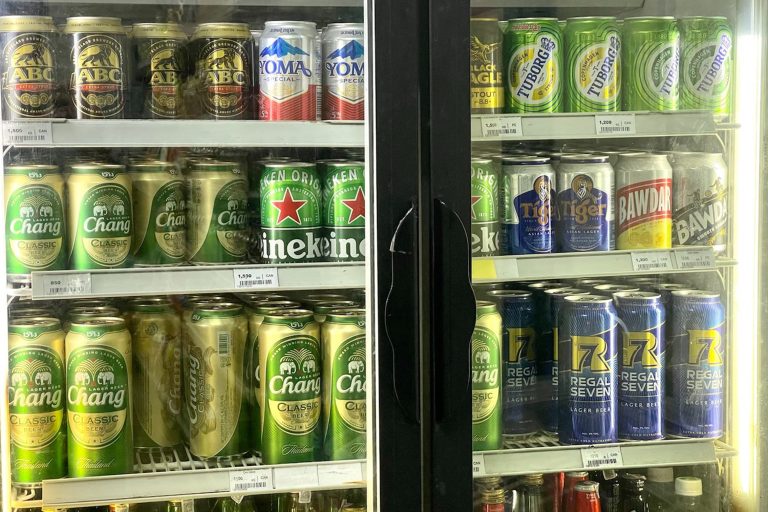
667 290 725 438
558 294 618 444
614 291 665 441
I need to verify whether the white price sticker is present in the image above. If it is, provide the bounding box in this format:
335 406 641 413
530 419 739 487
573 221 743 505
631 251 674 272
595 114 636 136
233 267 279 289
318 462 364 487
274 465 319 490
40 273 91 297
3 122 52 145
472 454 486 476
580 446 624 469
480 116 523 138
229 468 273 493
675 248 715 269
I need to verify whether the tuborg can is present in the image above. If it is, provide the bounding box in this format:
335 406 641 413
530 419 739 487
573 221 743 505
322 23 365 120
471 301 503 451
8 317 67 485
679 17 732 115
66 317 133 477
470 18 504 114
471 157 500 257
5 164 66 278
322 161 366 262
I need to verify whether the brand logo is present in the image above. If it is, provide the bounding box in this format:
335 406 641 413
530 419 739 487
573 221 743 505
581 35 621 100
687 329 723 366
617 178 672 231
571 335 610 372
471 337 499 386
260 37 311 78
514 36 557 100
269 347 321 395
204 46 245 86
150 42 183 87
3 34 56 116
622 331 660 367
67 358 125 408
672 178 727 246
507 327 535 363
9 189 63 237
560 175 608 225
217 193 246 228
516 175 552 226
694 35 731 94
74 35 124 116
155 189 186 229
186 350 203 425
336 346 366 394
9 355 62 408
325 40 364 77
83 195 130 235
647 43 680 98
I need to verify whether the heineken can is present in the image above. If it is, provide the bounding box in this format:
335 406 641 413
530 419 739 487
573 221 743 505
322 309 366 460
503 18 563 113
185 303 248 459
680 17 732 115
5 164 66 279
129 161 186 266
66 317 133 476
471 301 502 451
501 156 555 255
259 309 322 464
67 163 133 269
622 17 680 111
564 17 621 112
322 161 366 262
313 301 358 323
8 317 67 485
186 160 248 264
260 162 323 264
65 17 128 119
470 18 504 114
0 16 58 119
471 158 500 257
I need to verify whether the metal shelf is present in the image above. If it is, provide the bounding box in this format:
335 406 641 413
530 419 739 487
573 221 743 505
3 0 362 5
472 0 642 6
473 247 734 282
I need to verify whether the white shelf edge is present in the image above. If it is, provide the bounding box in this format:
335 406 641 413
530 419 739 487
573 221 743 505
5 0 363 6
471 0 642 6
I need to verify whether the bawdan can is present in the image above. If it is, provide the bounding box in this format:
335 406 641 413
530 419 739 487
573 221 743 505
322 23 364 120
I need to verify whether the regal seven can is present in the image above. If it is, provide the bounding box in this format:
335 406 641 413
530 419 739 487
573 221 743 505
322 23 364 120
471 301 502 451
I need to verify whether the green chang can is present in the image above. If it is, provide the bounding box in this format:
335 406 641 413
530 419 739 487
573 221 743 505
313 301 358 323
623 17 680 111
322 161 366 262
565 17 621 112
471 301 502 451
8 317 67 485
503 18 563 113
66 317 133 477
5 165 66 279
679 17 733 115
471 158 500 257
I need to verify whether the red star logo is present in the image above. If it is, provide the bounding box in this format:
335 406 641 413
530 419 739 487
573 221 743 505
341 187 366 223
470 195 482 220
271 189 307 225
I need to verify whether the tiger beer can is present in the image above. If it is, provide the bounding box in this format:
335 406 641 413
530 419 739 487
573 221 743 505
564 17 621 112
679 17 733 115
471 158 500 256
470 18 504 114
471 301 502 451
322 23 365 120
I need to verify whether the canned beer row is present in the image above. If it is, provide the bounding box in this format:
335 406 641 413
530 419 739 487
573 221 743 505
7 290 366 486
470 150 727 256
471 15 732 115
0 16 363 121
471 276 725 450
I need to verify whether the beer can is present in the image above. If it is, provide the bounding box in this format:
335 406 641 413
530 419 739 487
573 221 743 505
667 290 724 438
250 29 262 115
622 17 680 111
8 317 67 485
556 154 614 252
322 309 367 460
185 303 249 458
615 153 673 250
471 301 502 451
670 152 728 253
66 306 122 330
322 23 365 120
471 157 500 257
314 28 322 121
573 278 609 288
0 16 58 119
322 161 366 262
302 293 349 308
10 307 56 319
186 160 248 264
67 163 133 269
679 17 733 115
501 156 556 255
313 301 358 323
614 291 665 441
66 317 133 476
65 17 128 119
562 471 589 511
259 21 317 120
239 292 290 305
503 18 563 113
564 17 621 112
259 309 322 464
653 282 689 306
5 164 66 279
470 18 504 114
625 276 659 288
558 295 618 445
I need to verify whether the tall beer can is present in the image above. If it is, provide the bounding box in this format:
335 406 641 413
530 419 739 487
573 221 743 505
322 23 365 120
471 301 502 451
564 17 621 112
471 157 500 257
322 161 366 262
679 17 733 115
470 18 504 114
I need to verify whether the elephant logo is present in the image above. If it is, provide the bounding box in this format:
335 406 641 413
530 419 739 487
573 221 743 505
302 359 316 373
279 361 297 375
475 350 490 364
34 371 52 385
75 371 91 385
97 371 115 385
19 205 35 218
112 203 125 215
165 199 178 211
227 199 239 211
11 372 28 386
93 204 108 216
347 360 364 374
39 204 54 217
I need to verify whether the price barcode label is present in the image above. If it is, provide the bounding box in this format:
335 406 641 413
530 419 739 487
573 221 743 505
233 267 279 289
3 122 52 145
580 446 623 469
675 248 715 269
472 454 486 476
595 114 636 136
318 462 364 486
229 468 273 492
631 251 674 272
40 273 92 297
479 116 523 138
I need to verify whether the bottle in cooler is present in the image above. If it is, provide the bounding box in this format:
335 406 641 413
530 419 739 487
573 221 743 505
564 17 621 112
674 477 703 512
646 467 675 511
618 474 650 512
572 481 601 512
562 471 589 512
518 474 546 512
501 156 555 255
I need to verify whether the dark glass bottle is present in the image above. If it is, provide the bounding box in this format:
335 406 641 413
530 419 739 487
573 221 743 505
518 474 545 512
674 477 703 512
618 473 649 512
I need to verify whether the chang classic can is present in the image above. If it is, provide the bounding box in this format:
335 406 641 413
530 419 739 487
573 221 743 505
322 161 366 262
5 164 66 279
564 17 621 112
471 157 500 257
501 156 555 254
667 290 724 438
471 301 502 451
679 17 733 115
66 317 133 477
558 295 618 445
503 18 562 113
0 16 58 119
313 301 358 323
614 291 665 441
67 163 133 269
8 317 67 485
470 18 504 114
259 309 322 464
322 23 365 120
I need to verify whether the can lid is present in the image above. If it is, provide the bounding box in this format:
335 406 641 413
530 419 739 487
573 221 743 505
326 308 366 323
192 22 250 39
678 16 729 21
130 301 173 313
131 22 187 39
675 477 703 497
128 161 179 174
0 15 56 32
563 294 613 305
671 289 720 300
264 21 317 29
251 300 302 314
240 293 290 303
575 279 609 286
68 306 122 319
623 16 676 22
186 160 241 173
69 163 126 174
191 303 244 318
574 481 599 493
613 291 662 302
69 316 127 331
502 155 551 165
560 153 609 164
65 17 125 34
566 16 617 21
324 22 364 29
505 17 560 22
653 283 688 292
594 284 640 293
544 287 589 297
475 300 498 315
9 316 61 329
303 293 349 305
470 17 499 22
565 471 589 478
471 157 494 164
5 164 60 176
314 301 359 314
323 161 365 170
263 308 315 323
646 467 674 483
486 289 533 300
528 281 566 290
263 161 315 170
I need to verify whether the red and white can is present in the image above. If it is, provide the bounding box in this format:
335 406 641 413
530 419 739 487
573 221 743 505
322 23 365 120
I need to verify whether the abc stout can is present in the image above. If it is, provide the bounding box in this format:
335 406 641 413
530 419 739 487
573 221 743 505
65 17 128 119
322 161 366 262
322 23 365 120
471 158 500 257
470 18 503 114
0 16 58 119
471 301 503 451
558 295 618 445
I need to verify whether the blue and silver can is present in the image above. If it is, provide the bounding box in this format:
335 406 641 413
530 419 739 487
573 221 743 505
653 283 688 307
558 294 619 444
614 291 665 441
501 156 556 255
667 290 725 438
594 284 640 295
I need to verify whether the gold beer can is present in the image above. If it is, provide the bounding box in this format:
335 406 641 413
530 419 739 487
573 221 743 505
313 301 358 324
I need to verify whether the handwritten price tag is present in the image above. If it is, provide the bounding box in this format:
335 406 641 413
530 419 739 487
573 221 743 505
595 114 636 136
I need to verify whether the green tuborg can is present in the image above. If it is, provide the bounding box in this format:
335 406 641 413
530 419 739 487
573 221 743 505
322 161 366 262
471 301 502 451
8 317 67 485
623 17 680 111
679 17 733 115
565 17 622 112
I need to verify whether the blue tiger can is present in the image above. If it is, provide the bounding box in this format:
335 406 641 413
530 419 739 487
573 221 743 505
667 290 725 438
614 291 665 440
558 294 618 444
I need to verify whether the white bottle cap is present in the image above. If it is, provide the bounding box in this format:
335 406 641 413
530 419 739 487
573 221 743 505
647 467 674 483
675 476 703 497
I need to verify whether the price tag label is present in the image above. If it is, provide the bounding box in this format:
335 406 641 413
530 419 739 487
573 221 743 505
480 116 523 138
274 465 319 490
595 114 636 136
580 446 624 469
229 468 273 493
3 122 52 145
318 463 364 487
631 251 674 272
40 273 91 297
472 454 486 476
233 267 279 289
675 248 715 269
